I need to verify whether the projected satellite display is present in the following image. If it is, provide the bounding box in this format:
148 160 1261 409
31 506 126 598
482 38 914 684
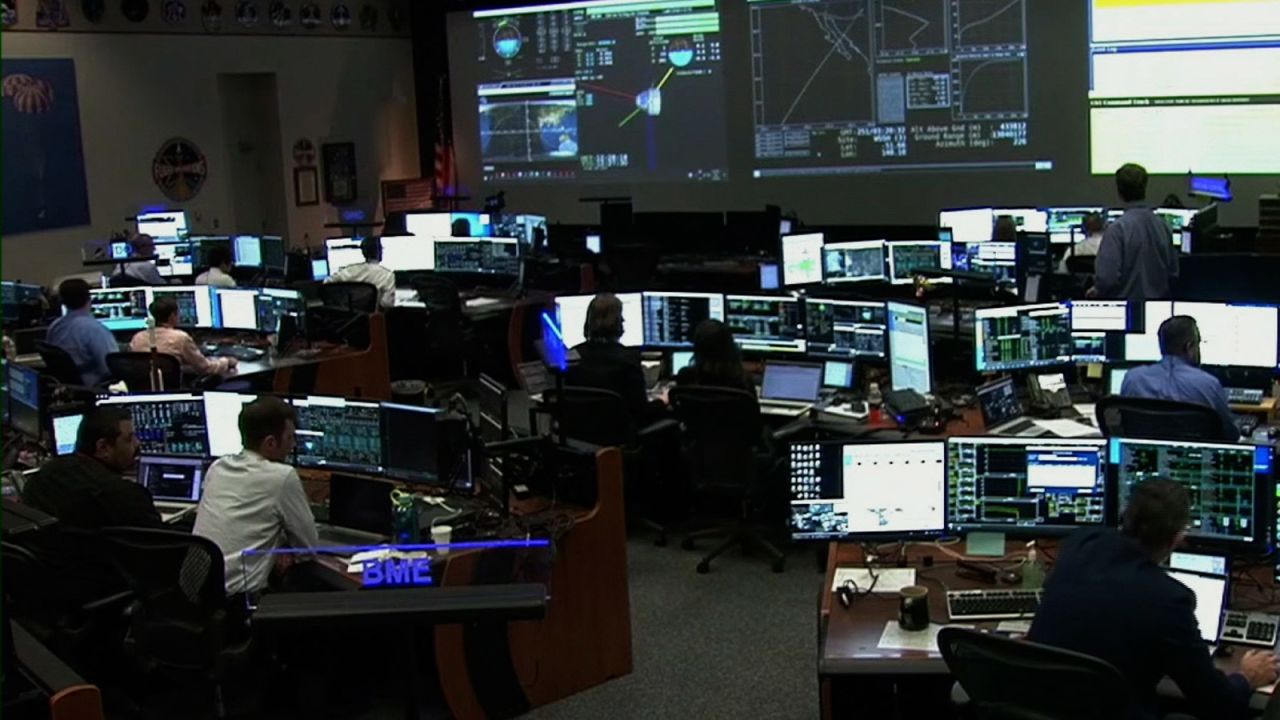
748 0 1051 177
470 0 728 183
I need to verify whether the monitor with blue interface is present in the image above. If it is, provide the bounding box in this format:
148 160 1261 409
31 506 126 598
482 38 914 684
822 240 885 284
725 295 805 353
1189 176 1232 202
85 288 150 331
974 303 1074 372
7 362 41 438
761 362 822 402
806 299 887 359
759 262 779 290
449 212 492 237
2 281 44 320
311 258 330 281
789 440 947 541
952 242 1017 284
97 393 208 457
939 208 994 244
781 233 824 287
887 301 932 394
947 437 1109 535
434 238 520 275
291 395 383 473
1113 438 1271 547
641 292 726 348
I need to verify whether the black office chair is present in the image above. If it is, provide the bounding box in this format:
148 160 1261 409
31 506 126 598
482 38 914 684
97 527 252 719
319 281 378 313
1064 255 1096 275
541 385 676 545
106 352 182 393
12 326 48 355
1096 395 1227 442
668 386 785 573
34 339 89 386
938 626 1131 720
409 272 463 315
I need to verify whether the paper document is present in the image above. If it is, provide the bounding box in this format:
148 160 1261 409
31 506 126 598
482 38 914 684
345 547 429 573
876 621 970 653
996 620 1032 634
832 567 917 593
465 297 502 309
1032 418 1101 438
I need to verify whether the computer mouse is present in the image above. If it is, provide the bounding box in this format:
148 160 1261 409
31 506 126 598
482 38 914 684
836 585 854 609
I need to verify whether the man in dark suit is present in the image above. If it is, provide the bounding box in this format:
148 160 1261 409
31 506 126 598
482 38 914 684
566 292 653 424
1029 478 1277 719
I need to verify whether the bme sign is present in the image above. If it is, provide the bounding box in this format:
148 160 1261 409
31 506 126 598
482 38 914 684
361 557 433 588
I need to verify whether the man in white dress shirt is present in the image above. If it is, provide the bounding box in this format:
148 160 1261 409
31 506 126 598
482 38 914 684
324 236 396 309
194 396 318 595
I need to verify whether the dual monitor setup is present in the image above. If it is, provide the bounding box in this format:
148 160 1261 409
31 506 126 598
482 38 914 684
42 391 473 504
552 293 934 394
78 285 305 335
789 436 1272 554
130 211 286 277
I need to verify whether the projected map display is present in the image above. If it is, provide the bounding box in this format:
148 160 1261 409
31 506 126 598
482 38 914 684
1088 0 1280 174
471 0 728 183
748 0 1051 177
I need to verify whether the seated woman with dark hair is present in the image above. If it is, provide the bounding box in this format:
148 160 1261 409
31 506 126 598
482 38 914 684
566 293 652 422
675 319 754 394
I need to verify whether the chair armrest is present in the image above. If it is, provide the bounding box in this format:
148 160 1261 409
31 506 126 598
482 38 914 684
79 590 134 614
637 418 679 440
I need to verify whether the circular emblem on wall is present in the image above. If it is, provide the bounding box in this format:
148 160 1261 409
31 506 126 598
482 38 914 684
358 3 375 30
121 0 149 22
152 138 208 202
234 0 256 25
162 0 185 24
268 0 290 27
201 0 221 29
81 0 105 22
298 0 318 28
292 138 316 166
3 74 55 113
329 0 349 29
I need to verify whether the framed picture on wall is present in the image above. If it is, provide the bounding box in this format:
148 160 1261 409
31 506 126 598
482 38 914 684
321 142 357 204
294 166 319 206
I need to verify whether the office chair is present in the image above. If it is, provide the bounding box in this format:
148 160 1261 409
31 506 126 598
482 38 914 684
1063 255 1096 275
542 386 674 544
668 386 785 573
937 626 1130 720
1095 396 1226 442
409 272 463 314
97 527 252 719
106 352 181 393
34 340 106 401
11 326 48 355
319 281 378 313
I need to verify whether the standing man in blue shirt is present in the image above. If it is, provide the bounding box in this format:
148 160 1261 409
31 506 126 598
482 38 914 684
46 278 118 385
1121 315 1238 441
1093 163 1179 301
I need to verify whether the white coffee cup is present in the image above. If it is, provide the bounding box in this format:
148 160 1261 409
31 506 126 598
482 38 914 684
431 524 453 555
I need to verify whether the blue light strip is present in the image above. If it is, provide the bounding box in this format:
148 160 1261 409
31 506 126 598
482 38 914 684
239 538 552 557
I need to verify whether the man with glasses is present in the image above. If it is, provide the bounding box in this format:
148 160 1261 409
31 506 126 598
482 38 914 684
1120 315 1238 441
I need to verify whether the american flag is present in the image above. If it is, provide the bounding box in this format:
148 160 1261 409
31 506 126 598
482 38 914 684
382 178 433 214
433 75 456 200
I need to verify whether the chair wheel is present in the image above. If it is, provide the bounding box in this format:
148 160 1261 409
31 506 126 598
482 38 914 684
696 561 711 574
771 559 785 573
654 535 668 548
680 538 696 551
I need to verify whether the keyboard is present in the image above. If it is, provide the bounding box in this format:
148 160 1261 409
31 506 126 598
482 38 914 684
1227 387 1265 404
946 589 1042 621
203 344 265 362
1220 610 1280 648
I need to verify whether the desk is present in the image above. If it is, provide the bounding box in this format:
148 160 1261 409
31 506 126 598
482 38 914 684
818 542 1278 718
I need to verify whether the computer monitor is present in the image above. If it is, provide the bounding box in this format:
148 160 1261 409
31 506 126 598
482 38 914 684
822 240 885 284
804 299 888 359
1165 568 1229 644
554 292 644 348
512 214 547 248
1107 367 1129 395
49 411 83 456
1122 300 1173 362
670 350 694 375
1047 207 1104 245
381 403 472 489
189 235 232 270
823 361 854 389
2 281 44 320
380 235 435 272
136 455 206 503
404 212 452 238
434 237 521 275
1112 438 1271 547
1174 301 1279 369
135 210 188 239
151 287 216 328
887 241 950 285
947 437 1109 535
1071 300 1129 332
232 235 263 267
975 376 1025 428
761 362 822 402
992 208 1049 234
6 362 41 438
327 474 395 535
255 288 305 335
973 303 1074 372
311 258 330 281
97 393 208 457
153 238 195 277
781 233 824 287
203 391 256 457
887 301 932 394
759 262 779 291
85 288 150 331
1155 208 1198 249
1169 550 1229 577
449 211 492 237
291 395 382 473
212 288 259 331
725 295 805 353
789 440 947 540
641 292 726 347
939 208 994 244
325 237 365 274
951 242 1017 285
585 233 603 254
